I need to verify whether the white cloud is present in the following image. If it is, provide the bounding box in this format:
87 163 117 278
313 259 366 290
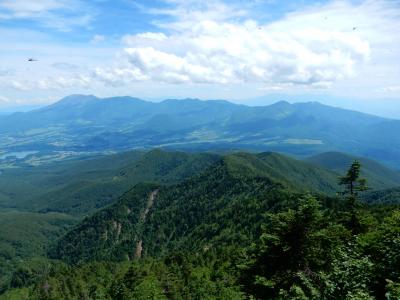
0 68 13 76
0 0 66 16
379 86 400 93
0 0 93 31
1 75 92 91
0 95 10 103
144 0 248 31
91 34 106 44
40 13 93 32
51 62 80 71
2 0 400 104
97 0 377 89
8 80 29 91
36 75 92 90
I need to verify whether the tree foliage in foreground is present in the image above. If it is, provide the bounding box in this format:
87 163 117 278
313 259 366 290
2 201 399 299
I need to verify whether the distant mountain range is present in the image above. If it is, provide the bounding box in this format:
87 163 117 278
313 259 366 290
0 94 399 168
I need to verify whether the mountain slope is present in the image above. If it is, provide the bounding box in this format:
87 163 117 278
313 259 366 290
3 149 400 299
52 160 294 264
227 152 339 194
53 151 344 264
34 150 219 215
305 152 400 190
0 150 219 216
362 187 400 204
53 149 400 265
0 210 77 292
1 95 399 168
2 148 395 217
0 151 145 212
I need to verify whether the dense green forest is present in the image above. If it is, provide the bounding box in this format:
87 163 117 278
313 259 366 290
0 150 399 299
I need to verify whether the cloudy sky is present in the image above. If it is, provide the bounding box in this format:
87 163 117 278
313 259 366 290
0 0 399 117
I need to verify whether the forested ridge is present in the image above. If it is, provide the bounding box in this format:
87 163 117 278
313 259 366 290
0 151 399 299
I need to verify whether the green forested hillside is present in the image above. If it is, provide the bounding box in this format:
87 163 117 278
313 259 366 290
0 150 145 211
306 151 400 190
52 183 159 263
231 152 340 194
33 150 219 216
53 159 294 264
1 149 361 217
1 150 399 299
0 211 76 293
53 151 354 264
0 150 219 293
363 187 400 205
0 150 218 215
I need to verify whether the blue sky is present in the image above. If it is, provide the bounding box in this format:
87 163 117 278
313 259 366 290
0 0 399 118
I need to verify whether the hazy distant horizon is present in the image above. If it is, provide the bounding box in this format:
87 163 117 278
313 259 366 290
1 94 399 120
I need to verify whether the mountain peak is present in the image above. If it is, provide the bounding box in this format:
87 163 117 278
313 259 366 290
52 94 99 107
161 98 236 106
270 100 291 107
162 98 202 104
275 100 291 105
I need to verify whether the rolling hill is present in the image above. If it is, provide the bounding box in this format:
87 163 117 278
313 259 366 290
0 150 219 216
0 210 77 293
362 187 400 205
1 95 399 168
1 149 398 217
51 154 301 264
305 151 400 190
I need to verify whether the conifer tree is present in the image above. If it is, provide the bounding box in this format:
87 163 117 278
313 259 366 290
339 160 368 233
